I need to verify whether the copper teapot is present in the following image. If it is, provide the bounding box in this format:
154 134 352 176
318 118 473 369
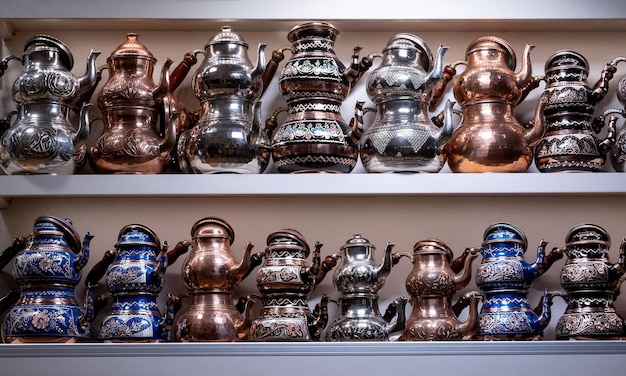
174 217 262 341
442 36 543 172
89 33 178 174
395 239 480 341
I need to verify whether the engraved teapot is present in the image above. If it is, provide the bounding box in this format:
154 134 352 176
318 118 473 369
395 239 480 341
174 217 262 341
250 229 336 341
85 224 182 342
264 21 372 173
442 36 544 172
355 33 456 173
2 215 96 343
474 223 563 340
533 51 624 172
0 35 100 174
88 33 178 174
174 26 271 173
555 223 626 339
326 234 406 341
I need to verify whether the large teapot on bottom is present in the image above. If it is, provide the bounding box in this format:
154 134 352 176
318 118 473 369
2 215 95 343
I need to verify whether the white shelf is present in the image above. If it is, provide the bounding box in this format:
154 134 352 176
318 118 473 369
0 173 624 202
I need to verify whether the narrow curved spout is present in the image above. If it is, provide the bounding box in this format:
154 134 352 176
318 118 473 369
77 49 102 99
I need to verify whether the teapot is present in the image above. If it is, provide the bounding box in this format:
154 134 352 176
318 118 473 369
85 224 182 342
554 223 626 339
264 21 372 173
88 33 178 174
0 34 100 174
442 36 544 172
250 229 336 341
395 239 481 341
173 26 271 174
174 217 262 341
355 33 455 173
2 215 96 343
474 223 564 340
533 51 624 172
326 234 406 341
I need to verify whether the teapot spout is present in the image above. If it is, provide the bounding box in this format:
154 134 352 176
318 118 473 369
610 238 626 285
343 45 368 86
74 232 94 272
233 242 256 281
453 247 479 290
252 43 267 85
375 242 395 282
153 58 174 103
458 292 481 340
532 290 556 331
527 239 564 281
425 45 449 87
77 282 97 335
347 101 367 147
72 102 92 149
158 111 178 157
77 49 102 101
514 44 535 93
382 296 407 336
310 294 330 341
235 294 261 341
159 293 184 341
155 241 169 279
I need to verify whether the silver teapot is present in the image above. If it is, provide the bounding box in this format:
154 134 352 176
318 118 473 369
176 26 270 173
355 33 455 173
0 34 100 174
326 234 406 341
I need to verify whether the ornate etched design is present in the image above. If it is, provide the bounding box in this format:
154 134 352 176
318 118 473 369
282 58 340 79
273 154 357 170
328 321 386 341
289 102 341 113
293 39 334 52
273 120 346 145
46 71 76 98
14 250 79 284
17 71 45 96
3 303 88 340
367 124 432 155
535 134 599 157
98 313 155 340
266 249 306 259
538 160 603 172
544 86 589 106
413 274 455 297
282 90 345 103
256 267 301 284
250 318 308 341
263 297 308 307
406 321 459 341
476 260 525 288
561 262 610 286
479 311 535 335
556 312 624 338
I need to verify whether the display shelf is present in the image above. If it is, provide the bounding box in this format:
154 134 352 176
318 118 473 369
0 341 624 376
0 173 625 203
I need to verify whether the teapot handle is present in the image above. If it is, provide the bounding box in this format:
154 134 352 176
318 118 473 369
0 55 22 79
262 45 293 95
429 59 466 110
169 49 203 92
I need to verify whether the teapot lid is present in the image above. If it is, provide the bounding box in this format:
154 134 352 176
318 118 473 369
117 223 160 247
206 26 248 49
287 21 339 43
33 215 81 253
191 217 235 245
545 49 589 73
565 223 610 246
482 222 527 247
466 35 516 71
413 238 453 260
110 33 156 60
385 33 434 72
24 34 74 70
340 233 375 250
267 228 310 255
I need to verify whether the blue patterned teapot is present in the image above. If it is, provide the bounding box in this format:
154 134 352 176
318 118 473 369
474 222 564 340
86 224 181 342
2 215 95 343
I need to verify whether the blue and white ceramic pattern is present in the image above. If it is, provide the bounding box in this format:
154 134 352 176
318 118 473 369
95 224 177 342
474 222 563 340
2 215 95 343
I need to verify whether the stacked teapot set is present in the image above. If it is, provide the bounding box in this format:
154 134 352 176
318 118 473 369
3 21 626 175
0 214 626 343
